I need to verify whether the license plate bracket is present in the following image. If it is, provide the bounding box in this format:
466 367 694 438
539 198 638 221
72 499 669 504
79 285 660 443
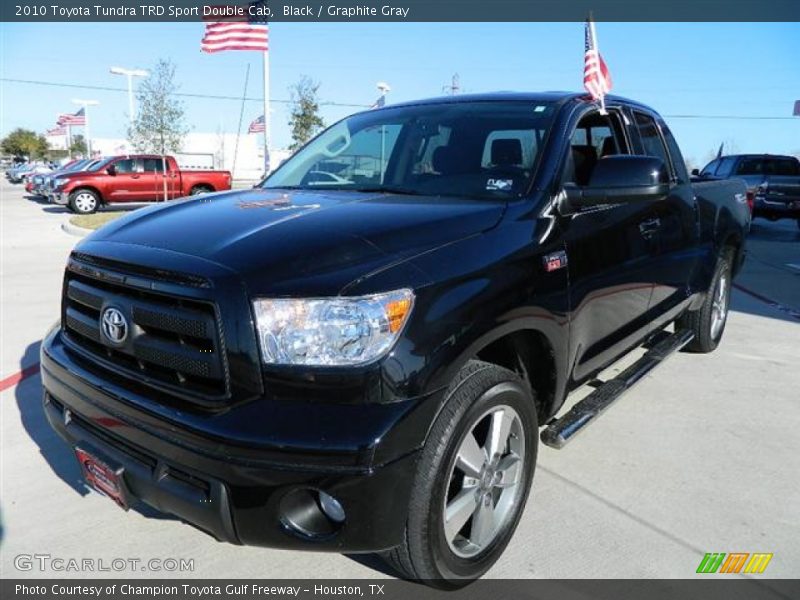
75 445 131 510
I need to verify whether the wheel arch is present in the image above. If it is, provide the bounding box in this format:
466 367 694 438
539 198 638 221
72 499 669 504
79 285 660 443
69 185 104 204
437 320 567 425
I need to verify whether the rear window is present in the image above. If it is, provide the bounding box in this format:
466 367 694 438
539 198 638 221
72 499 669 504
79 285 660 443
734 158 763 175
765 158 800 176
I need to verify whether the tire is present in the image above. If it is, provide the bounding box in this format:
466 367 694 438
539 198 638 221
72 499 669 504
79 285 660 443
381 360 538 587
68 189 99 214
678 247 734 353
190 185 212 196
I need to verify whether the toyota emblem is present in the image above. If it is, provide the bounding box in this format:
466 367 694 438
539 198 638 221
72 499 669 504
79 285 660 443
101 307 128 344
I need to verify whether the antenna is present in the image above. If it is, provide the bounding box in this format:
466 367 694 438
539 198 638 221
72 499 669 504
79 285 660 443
442 73 460 96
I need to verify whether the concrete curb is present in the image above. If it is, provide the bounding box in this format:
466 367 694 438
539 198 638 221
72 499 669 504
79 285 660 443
61 220 92 238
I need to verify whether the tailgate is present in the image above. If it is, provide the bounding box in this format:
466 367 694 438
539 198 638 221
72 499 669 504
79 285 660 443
762 176 800 204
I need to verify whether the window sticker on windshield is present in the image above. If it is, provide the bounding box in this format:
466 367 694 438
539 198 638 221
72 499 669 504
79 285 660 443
486 178 513 191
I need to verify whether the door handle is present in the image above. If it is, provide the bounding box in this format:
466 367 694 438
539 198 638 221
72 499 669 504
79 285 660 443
131 174 140 179
639 217 660 237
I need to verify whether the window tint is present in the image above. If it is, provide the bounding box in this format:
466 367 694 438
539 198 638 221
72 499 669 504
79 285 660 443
715 157 737 178
633 112 671 172
765 158 800 176
660 124 689 182
481 130 538 169
142 158 165 173
265 101 557 199
734 158 763 176
114 159 135 173
564 111 627 186
302 123 403 187
700 159 719 176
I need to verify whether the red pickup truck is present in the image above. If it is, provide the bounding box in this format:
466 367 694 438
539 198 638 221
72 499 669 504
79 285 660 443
52 154 232 214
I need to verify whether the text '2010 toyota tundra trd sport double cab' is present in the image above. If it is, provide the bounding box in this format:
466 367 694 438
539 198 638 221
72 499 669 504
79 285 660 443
41 92 750 586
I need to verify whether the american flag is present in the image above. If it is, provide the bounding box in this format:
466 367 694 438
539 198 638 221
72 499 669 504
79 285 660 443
201 2 269 53
248 114 265 133
370 95 386 110
57 108 86 126
46 126 66 136
583 18 612 106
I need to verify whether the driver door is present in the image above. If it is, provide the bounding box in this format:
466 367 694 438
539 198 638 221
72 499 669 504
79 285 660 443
560 108 661 382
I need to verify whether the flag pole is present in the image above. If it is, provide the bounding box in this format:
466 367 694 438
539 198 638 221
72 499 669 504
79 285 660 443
84 107 92 157
262 48 270 177
232 63 251 182
589 16 607 115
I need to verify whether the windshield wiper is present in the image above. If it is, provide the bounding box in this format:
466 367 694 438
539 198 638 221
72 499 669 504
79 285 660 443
352 185 424 196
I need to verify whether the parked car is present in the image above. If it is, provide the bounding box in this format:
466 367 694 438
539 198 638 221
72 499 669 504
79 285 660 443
7 163 50 183
697 154 800 228
40 159 97 201
42 92 749 587
51 154 233 213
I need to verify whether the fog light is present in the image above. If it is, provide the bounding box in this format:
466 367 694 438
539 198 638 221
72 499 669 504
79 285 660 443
279 488 346 540
318 490 345 523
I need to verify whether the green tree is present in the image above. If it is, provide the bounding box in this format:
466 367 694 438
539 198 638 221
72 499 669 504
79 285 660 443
1 128 49 158
69 134 87 157
127 58 188 155
288 76 325 151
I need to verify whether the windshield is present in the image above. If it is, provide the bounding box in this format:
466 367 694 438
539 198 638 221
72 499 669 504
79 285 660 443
65 159 89 171
86 158 112 171
263 100 556 199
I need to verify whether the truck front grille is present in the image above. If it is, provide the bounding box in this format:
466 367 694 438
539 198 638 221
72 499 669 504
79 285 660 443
62 256 229 405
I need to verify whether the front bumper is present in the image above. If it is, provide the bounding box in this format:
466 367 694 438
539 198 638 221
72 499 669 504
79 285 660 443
41 328 426 552
52 191 68 205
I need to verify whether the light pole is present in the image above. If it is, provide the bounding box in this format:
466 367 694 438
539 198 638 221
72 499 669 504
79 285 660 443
110 66 148 125
72 99 99 157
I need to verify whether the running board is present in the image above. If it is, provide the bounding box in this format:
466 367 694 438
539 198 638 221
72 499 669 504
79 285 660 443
541 329 695 449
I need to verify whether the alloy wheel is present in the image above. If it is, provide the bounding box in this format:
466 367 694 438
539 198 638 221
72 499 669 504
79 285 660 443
443 404 525 558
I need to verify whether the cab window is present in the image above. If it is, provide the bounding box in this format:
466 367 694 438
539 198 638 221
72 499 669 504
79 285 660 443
142 158 165 173
563 110 628 186
700 159 720 177
660 123 689 183
114 159 136 173
633 112 672 176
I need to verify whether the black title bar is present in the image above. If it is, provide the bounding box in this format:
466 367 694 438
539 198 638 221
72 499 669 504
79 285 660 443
2 0 800 22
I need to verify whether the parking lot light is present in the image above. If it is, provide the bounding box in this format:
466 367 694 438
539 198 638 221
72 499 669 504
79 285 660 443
110 66 149 125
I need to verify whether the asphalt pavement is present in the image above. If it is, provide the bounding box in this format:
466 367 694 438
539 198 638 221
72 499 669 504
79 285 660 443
1 180 798 581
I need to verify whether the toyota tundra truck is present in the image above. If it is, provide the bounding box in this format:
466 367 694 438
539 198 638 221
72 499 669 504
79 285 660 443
41 93 749 586
52 154 232 214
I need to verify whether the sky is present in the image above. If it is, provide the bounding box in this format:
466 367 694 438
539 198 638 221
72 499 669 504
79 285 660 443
1 21 799 167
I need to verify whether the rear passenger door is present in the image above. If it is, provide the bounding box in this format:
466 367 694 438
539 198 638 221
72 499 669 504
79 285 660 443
630 111 701 327
142 157 172 201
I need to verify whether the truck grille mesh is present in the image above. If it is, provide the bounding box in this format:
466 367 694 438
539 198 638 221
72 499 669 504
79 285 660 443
62 257 229 404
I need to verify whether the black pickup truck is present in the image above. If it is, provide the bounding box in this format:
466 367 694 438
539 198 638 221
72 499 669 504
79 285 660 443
697 153 800 228
41 92 749 586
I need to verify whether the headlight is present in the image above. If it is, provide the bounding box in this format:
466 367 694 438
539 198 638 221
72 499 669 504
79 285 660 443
253 289 414 366
54 178 68 187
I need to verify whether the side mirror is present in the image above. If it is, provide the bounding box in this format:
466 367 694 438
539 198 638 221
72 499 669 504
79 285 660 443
106 165 117 176
560 155 670 212
691 168 700 176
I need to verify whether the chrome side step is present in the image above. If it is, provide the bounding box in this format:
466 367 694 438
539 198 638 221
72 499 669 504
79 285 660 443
541 329 694 449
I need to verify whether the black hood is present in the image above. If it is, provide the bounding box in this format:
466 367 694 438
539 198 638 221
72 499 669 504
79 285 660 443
88 188 506 295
